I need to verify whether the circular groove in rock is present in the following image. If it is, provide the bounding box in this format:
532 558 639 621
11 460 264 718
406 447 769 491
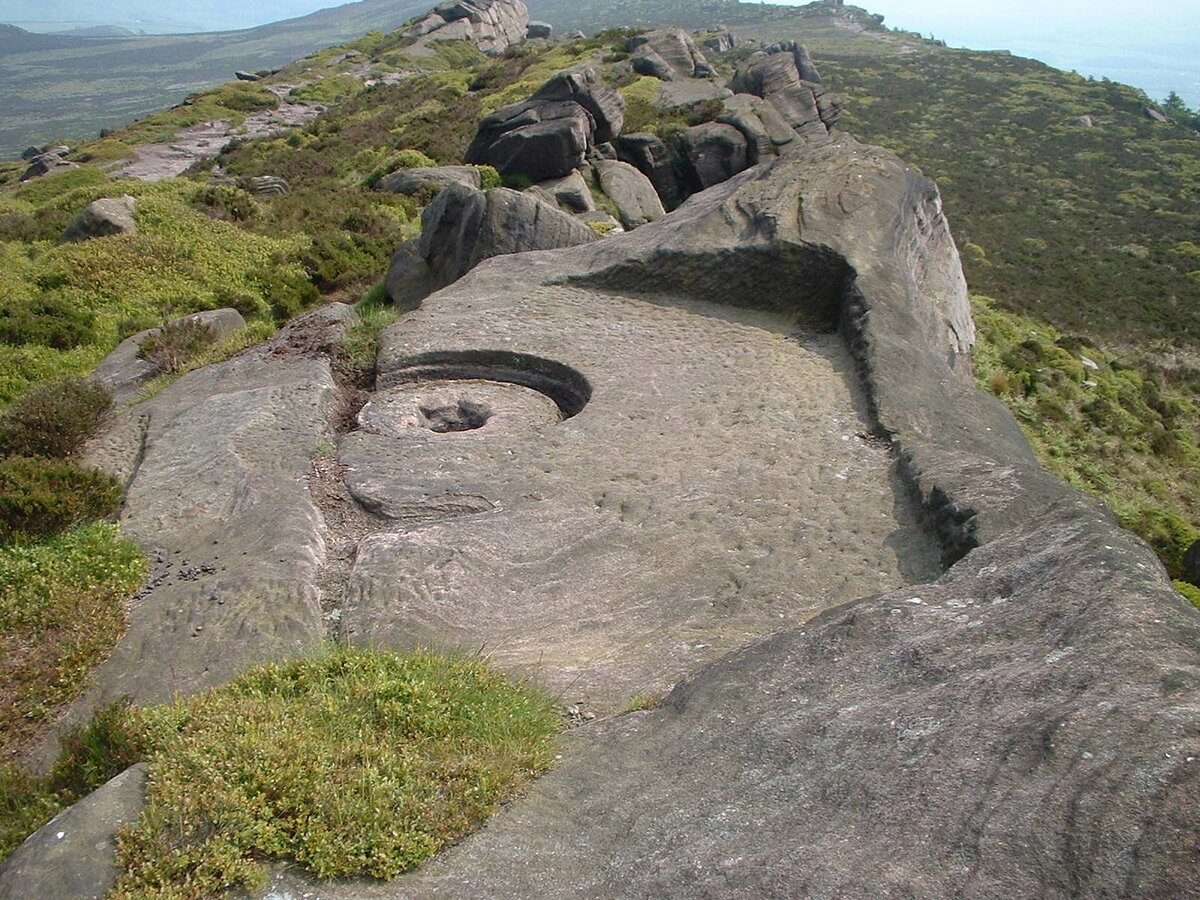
381 350 592 418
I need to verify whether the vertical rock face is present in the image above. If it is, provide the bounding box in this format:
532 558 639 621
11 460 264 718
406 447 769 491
679 121 749 191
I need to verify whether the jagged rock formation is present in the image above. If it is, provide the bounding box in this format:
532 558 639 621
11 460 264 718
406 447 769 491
58 195 137 243
465 68 625 179
629 27 716 80
730 40 840 142
404 0 529 56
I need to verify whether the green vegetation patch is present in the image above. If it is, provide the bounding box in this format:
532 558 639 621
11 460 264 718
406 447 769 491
818 49 1200 345
972 295 1200 578
0 523 145 763
0 177 314 402
61 648 556 896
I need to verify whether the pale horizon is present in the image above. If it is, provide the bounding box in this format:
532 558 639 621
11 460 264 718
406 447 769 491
8 0 1199 107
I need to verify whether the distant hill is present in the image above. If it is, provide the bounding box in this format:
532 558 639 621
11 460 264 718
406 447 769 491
0 0 431 158
53 25 139 37
0 23 97 52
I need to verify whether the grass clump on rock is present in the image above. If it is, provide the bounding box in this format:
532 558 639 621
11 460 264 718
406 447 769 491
99 647 559 897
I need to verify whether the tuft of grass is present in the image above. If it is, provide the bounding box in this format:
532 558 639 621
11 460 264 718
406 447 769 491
621 691 664 713
340 286 403 371
135 321 276 403
91 648 559 897
0 523 145 764
137 318 217 376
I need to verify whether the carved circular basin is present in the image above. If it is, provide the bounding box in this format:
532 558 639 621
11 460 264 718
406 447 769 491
357 380 563 437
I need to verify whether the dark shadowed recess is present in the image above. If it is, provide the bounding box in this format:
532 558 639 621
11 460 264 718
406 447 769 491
381 350 592 419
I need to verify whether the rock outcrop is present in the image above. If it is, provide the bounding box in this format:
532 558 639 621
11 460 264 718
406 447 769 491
374 165 482 196
63 306 356 732
628 27 716 81
731 40 840 143
30 40 1200 896
465 69 625 179
525 170 594 213
251 134 1198 898
591 159 664 228
405 0 529 57
679 121 749 191
20 148 76 181
58 195 137 243
614 132 684 210
385 184 599 305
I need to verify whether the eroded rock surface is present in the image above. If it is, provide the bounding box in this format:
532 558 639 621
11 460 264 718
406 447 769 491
258 134 1198 898
65 306 356 736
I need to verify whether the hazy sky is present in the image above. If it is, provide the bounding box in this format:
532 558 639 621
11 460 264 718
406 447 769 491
11 1 1199 106
850 1 1199 107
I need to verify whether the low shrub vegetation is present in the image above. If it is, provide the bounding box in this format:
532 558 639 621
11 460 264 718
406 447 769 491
0 456 123 544
0 377 112 458
138 318 217 375
1 649 560 893
972 295 1200 582
0 523 145 766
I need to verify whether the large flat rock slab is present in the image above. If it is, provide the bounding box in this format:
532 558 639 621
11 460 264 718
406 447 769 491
254 135 1200 895
71 306 354 718
340 287 939 709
